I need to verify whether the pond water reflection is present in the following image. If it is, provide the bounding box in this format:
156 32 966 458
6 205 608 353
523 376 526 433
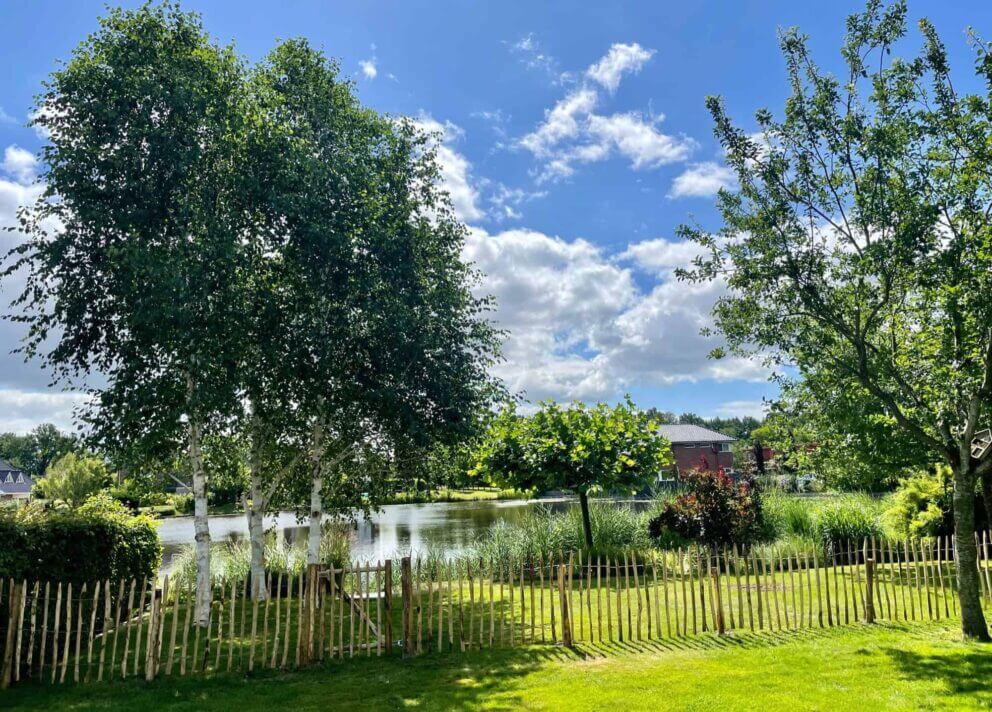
156 498 650 571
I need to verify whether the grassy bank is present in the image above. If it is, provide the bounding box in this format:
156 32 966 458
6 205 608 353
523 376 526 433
382 487 525 505
5 620 989 710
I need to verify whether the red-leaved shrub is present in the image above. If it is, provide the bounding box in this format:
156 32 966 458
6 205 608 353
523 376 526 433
648 466 764 548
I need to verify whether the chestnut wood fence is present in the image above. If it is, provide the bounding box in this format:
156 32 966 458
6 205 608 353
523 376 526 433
3 532 992 689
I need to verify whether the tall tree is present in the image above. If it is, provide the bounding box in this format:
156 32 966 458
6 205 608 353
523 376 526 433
5 4 250 631
239 39 503 583
472 400 672 548
680 0 992 639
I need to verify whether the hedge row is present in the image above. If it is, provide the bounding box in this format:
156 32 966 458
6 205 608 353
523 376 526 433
0 510 160 584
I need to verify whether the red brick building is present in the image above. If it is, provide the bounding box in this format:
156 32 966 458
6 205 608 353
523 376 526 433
657 424 735 477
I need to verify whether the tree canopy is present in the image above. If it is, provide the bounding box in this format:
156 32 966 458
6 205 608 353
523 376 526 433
680 0 992 639
472 399 672 548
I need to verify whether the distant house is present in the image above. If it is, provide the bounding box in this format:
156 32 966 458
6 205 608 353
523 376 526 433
657 424 735 477
0 459 33 500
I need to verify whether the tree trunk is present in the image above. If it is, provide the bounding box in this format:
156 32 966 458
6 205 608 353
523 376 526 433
578 490 594 550
953 465 990 641
307 423 326 566
189 416 211 629
981 471 992 531
247 469 267 600
246 418 268 600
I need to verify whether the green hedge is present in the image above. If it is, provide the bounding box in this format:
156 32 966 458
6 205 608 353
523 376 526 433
0 507 160 584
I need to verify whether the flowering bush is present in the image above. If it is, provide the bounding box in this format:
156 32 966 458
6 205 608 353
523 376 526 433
648 466 764 548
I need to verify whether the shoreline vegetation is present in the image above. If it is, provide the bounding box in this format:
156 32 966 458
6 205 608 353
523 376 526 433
162 492 906 582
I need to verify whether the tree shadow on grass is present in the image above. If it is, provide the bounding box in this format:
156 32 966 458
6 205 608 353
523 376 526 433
883 643 992 707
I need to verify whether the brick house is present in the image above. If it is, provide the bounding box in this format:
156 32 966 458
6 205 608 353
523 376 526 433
657 424 735 477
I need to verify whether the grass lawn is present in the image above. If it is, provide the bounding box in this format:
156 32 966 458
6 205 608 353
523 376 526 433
4 620 990 710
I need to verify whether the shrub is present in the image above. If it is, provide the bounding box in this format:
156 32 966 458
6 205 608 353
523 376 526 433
883 467 952 539
811 493 885 549
36 453 112 509
472 502 652 564
0 493 160 583
648 468 764 549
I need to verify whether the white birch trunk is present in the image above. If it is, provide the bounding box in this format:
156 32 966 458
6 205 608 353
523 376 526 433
247 469 268 600
307 423 326 566
189 416 211 628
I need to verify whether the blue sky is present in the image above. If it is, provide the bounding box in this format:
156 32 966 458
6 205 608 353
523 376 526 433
2 0 992 432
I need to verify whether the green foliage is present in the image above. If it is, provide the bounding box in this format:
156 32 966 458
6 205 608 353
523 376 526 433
883 467 953 539
0 494 160 583
762 492 888 549
471 503 653 563
0 424 80 479
472 399 671 548
36 452 112 509
648 469 765 548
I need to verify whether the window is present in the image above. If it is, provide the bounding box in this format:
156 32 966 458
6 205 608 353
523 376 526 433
719 443 732 452
15 474 24 484
4 473 11 483
682 442 695 448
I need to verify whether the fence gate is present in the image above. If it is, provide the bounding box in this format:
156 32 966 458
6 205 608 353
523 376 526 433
310 561 393 662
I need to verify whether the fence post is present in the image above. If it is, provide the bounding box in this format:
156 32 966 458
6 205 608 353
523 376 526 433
384 560 394 654
144 584 159 681
1 580 21 689
558 563 572 647
711 552 725 636
401 557 414 656
864 540 876 624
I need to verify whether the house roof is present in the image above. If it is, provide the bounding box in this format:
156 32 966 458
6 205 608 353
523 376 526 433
0 459 32 494
657 424 736 444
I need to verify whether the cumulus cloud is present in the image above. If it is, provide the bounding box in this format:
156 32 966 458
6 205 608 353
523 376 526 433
2 145 38 185
518 44 694 182
669 161 736 198
586 42 654 93
465 227 767 403
359 59 377 80
411 115 485 222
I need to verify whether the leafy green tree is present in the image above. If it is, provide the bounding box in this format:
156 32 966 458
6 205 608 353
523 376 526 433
37 453 111 509
472 400 672 548
0 424 79 479
6 3 251 628
757 376 929 491
248 40 502 576
680 0 992 639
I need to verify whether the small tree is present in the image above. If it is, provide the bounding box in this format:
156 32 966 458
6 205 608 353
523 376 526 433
37 453 111 509
473 399 672 549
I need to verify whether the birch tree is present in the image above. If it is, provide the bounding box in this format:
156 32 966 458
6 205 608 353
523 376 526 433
4 4 249 630
681 0 992 640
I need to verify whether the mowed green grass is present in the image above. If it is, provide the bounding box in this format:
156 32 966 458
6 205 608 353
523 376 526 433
4 620 991 711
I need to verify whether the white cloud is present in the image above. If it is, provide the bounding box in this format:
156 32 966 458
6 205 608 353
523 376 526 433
359 59 377 80
508 33 571 85
586 43 654 93
518 43 696 182
465 227 767 403
2 146 38 185
488 184 546 222
669 161 736 198
713 400 769 419
587 113 695 170
411 115 484 223
519 89 598 158
0 389 89 434
0 106 16 125
620 238 707 276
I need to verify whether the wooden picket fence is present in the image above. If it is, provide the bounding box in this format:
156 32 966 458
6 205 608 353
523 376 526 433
3 531 992 688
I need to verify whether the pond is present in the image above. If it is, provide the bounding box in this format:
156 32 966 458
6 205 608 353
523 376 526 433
156 498 650 571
